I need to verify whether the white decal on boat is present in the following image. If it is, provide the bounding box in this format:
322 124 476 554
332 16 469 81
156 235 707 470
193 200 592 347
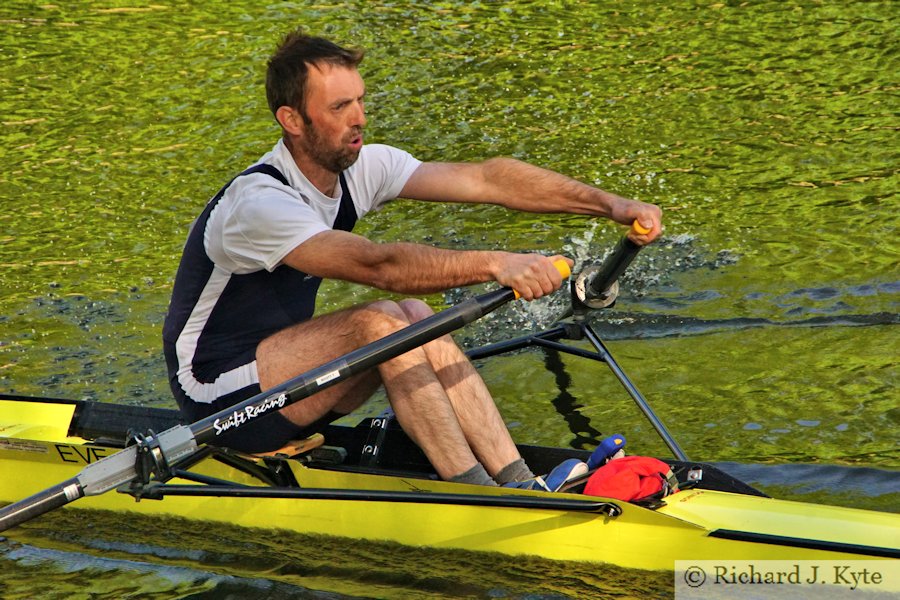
0 439 49 454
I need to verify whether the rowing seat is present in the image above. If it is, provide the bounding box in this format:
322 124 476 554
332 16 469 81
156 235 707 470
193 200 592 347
250 433 325 459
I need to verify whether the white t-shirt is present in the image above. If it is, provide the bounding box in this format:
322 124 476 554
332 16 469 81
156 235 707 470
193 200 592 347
205 140 421 274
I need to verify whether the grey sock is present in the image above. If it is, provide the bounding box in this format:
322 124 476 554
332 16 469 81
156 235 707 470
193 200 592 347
448 463 497 486
494 458 535 485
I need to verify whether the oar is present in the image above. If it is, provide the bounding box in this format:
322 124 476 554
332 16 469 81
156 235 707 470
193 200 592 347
581 220 651 305
0 260 571 533
557 220 651 320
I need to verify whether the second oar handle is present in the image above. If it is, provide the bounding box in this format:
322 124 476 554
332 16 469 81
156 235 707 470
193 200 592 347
585 220 648 301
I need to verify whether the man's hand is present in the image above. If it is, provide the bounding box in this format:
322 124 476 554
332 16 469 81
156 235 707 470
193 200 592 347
608 197 663 245
492 253 574 301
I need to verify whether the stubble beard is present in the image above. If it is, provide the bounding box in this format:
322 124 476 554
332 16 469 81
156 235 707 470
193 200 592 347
303 123 362 173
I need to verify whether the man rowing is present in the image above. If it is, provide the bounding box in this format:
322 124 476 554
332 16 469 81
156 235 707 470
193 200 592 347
163 30 662 491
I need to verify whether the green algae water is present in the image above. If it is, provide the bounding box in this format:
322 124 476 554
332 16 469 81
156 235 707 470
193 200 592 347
0 1 897 598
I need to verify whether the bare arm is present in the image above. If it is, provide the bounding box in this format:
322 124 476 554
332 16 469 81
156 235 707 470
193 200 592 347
283 229 571 301
400 159 663 244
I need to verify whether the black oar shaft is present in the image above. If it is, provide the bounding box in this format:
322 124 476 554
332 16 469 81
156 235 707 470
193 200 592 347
0 479 81 529
0 429 194 532
587 236 641 300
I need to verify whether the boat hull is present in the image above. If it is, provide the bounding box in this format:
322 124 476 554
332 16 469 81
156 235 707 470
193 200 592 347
1 398 897 571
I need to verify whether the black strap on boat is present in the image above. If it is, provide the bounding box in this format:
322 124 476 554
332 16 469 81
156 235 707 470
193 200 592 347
131 483 624 516
709 529 900 560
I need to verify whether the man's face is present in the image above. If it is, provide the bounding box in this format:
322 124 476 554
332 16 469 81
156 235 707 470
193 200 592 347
298 64 366 173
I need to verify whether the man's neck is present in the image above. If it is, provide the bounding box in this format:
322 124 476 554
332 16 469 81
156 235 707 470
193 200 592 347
284 137 339 196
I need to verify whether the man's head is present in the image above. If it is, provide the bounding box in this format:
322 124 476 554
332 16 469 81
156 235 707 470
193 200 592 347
266 31 364 124
266 31 367 178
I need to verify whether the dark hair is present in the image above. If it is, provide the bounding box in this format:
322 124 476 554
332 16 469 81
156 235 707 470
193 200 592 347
265 30 364 120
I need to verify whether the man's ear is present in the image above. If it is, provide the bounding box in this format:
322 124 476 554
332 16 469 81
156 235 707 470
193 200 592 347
275 106 304 136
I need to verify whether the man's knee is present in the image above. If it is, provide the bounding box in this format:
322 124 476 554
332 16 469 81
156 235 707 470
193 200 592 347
354 300 415 340
398 298 434 322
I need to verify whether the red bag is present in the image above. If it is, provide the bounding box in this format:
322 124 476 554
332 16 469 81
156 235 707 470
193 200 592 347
583 456 678 501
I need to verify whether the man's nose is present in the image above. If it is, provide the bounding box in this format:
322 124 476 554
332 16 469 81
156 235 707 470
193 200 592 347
352 101 366 128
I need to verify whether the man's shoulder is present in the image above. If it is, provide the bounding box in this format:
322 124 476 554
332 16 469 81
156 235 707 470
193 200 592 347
344 144 422 211
351 143 421 178
218 161 309 219
356 143 411 165
361 142 405 154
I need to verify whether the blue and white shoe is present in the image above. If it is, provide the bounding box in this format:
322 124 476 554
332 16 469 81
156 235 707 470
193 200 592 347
587 434 627 469
503 458 589 492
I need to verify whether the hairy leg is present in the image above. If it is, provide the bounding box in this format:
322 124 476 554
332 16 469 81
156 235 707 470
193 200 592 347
256 300 480 480
397 299 523 476
256 304 384 423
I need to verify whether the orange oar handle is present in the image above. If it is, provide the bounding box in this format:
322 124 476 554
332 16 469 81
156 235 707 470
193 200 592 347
631 219 651 235
513 258 571 300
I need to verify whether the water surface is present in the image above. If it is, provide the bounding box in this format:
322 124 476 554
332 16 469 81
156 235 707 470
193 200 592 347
1 1 897 598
